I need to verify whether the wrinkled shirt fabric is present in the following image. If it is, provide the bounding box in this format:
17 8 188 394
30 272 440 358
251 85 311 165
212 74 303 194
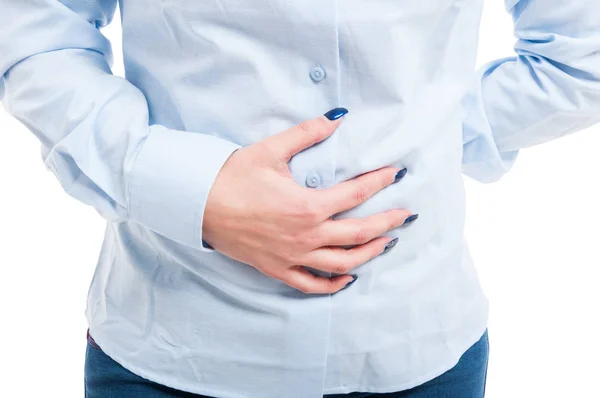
1 1 599 397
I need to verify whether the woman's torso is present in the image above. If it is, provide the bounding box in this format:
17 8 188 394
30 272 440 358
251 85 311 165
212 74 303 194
86 1 489 397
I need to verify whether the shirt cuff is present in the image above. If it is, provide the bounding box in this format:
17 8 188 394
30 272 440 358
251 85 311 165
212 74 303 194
128 125 241 251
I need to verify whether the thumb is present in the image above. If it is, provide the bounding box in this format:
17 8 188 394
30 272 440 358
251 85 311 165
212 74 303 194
265 107 348 161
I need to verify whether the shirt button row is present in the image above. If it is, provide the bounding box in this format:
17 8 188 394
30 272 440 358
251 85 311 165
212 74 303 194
309 64 326 83
307 65 325 187
305 172 321 188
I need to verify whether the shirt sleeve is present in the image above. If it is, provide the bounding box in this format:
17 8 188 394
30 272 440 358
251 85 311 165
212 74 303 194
461 0 600 183
0 0 241 251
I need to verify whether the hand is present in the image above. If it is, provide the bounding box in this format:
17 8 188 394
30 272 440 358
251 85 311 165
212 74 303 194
203 108 415 294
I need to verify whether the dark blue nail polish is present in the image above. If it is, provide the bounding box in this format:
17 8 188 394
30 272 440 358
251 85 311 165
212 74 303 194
394 168 408 183
344 274 358 289
403 214 419 226
382 237 399 254
324 107 348 121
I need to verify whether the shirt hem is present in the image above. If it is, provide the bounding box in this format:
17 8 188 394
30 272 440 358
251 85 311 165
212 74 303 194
322 320 489 395
88 318 488 398
86 325 253 398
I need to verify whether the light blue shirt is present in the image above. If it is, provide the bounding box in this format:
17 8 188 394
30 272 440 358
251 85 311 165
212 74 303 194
2 1 599 397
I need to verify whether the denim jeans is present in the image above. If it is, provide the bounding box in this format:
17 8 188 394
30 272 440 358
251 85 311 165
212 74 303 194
85 329 489 398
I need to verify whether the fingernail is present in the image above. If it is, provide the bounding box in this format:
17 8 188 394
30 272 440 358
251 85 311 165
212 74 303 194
403 214 419 226
324 107 349 121
382 237 399 254
394 168 408 183
344 274 358 288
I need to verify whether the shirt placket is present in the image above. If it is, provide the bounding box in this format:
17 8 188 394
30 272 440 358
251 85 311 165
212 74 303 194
282 2 342 397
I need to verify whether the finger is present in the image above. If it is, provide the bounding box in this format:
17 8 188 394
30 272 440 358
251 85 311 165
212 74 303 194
316 209 412 246
263 108 348 161
281 266 356 294
298 236 396 275
317 166 406 216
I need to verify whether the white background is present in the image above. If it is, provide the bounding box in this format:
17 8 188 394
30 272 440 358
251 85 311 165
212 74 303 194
1 2 599 397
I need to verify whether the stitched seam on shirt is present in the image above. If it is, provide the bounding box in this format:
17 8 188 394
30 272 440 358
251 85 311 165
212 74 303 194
321 2 341 394
191 152 207 248
126 127 152 219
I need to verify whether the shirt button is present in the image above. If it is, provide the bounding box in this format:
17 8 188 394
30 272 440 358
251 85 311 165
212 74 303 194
309 65 326 83
305 172 321 188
